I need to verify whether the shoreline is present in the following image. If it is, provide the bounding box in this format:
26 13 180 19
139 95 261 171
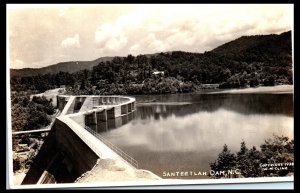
205 85 293 94
133 85 293 100
38 85 294 97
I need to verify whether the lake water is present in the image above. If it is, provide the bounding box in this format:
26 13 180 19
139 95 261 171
87 92 293 179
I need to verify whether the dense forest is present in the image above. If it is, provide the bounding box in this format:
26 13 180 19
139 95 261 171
210 135 294 178
11 93 55 131
10 31 292 95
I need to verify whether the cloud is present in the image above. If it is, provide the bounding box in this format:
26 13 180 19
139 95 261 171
8 5 292 68
95 22 128 52
129 44 140 55
61 34 80 48
94 4 292 56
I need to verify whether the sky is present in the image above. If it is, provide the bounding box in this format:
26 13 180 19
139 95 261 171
7 4 293 69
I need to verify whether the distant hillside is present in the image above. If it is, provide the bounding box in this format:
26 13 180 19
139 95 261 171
10 57 114 77
11 31 291 78
10 30 292 93
211 31 292 61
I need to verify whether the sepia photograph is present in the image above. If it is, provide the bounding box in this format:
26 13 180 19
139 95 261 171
6 4 294 189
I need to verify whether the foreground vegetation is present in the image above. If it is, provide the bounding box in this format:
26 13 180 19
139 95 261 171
11 92 55 132
210 135 294 178
11 92 56 174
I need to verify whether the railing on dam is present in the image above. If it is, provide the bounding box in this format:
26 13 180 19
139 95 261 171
84 126 138 169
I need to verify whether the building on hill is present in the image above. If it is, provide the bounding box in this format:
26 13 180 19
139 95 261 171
152 70 164 78
201 84 219 89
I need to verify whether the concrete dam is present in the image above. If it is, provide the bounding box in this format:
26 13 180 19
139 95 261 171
21 95 160 184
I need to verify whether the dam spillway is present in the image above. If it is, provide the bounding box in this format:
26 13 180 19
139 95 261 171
57 95 136 126
21 95 158 184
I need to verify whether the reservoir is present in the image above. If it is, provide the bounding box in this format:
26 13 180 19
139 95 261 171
86 92 293 179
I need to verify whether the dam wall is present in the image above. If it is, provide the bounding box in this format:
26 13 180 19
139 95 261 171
21 95 143 184
21 118 99 184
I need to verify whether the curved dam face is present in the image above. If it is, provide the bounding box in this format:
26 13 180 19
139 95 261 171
22 95 137 184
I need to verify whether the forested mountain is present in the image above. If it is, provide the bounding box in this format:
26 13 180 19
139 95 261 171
10 57 114 77
10 31 293 94
212 31 291 57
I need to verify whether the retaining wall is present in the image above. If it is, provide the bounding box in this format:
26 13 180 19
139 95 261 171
22 95 138 184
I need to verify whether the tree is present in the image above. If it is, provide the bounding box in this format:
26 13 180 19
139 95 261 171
246 146 262 177
13 157 22 172
250 77 259 87
237 142 262 177
263 76 275 86
210 135 294 178
236 141 249 176
260 135 294 176
11 94 54 131
209 144 237 178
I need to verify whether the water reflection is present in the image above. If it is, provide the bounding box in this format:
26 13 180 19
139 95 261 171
87 112 136 133
87 93 293 179
136 93 293 117
105 109 293 152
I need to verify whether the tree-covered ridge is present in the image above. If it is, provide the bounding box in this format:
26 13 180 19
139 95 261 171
10 31 292 94
212 31 292 57
10 57 114 78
